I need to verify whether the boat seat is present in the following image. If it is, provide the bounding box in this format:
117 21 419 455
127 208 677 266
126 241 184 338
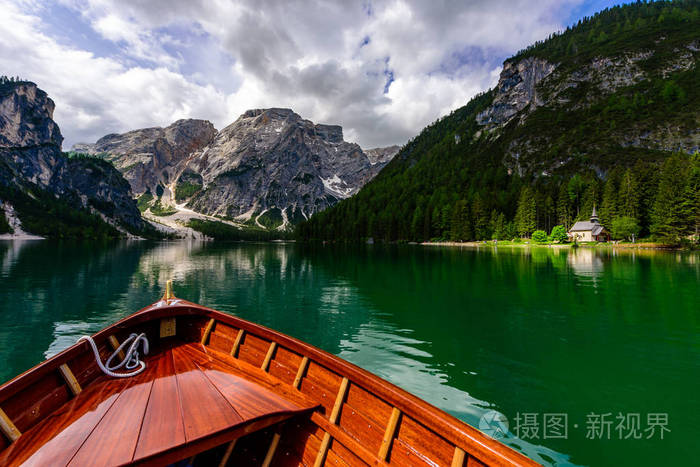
0 344 318 466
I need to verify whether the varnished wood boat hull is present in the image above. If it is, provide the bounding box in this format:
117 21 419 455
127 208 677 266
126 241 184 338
0 296 540 466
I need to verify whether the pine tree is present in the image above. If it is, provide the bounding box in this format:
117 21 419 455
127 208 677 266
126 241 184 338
680 155 700 239
491 211 506 240
450 200 472 241
515 186 536 238
441 205 451 238
431 206 441 237
567 175 586 218
543 194 555 233
411 205 424 241
617 168 639 218
472 194 489 240
651 154 689 242
557 182 572 229
599 175 618 227
579 181 600 221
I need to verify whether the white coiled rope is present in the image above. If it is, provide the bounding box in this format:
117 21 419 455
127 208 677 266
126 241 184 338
79 333 150 378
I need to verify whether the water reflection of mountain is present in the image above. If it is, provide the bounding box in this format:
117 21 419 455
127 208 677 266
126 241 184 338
121 242 375 357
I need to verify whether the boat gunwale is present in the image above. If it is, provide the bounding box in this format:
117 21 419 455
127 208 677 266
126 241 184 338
0 298 539 466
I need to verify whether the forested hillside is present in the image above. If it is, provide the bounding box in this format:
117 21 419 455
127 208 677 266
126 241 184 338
297 1 700 245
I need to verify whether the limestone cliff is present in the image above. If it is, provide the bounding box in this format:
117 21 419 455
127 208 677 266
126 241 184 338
0 80 146 235
476 57 557 127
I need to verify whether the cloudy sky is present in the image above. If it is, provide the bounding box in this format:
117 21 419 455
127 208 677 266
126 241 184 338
1 0 618 149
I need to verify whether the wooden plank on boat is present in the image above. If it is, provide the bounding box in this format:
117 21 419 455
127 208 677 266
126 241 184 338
67 357 159 466
132 350 186 462
293 356 309 389
201 318 216 345
378 407 401 460
172 346 243 441
181 346 304 420
396 414 454 465
160 317 176 338
313 376 349 467
219 438 237 467
452 446 466 467
261 342 277 371
108 335 126 361
0 408 20 442
261 432 280 467
0 377 131 466
180 344 318 411
230 329 245 357
58 364 82 397
310 412 381 466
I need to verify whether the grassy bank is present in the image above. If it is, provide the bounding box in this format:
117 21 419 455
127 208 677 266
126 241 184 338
421 239 696 250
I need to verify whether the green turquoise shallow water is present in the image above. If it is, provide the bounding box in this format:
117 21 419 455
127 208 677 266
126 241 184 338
0 240 697 466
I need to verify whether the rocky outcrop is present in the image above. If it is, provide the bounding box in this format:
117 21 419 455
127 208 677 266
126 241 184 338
365 145 401 165
476 57 556 127
0 81 145 233
544 51 654 108
75 119 217 195
0 82 63 186
80 109 397 228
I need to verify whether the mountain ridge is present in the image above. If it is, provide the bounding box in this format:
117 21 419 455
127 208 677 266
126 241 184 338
74 108 399 230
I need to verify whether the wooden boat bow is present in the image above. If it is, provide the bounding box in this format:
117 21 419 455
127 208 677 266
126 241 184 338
0 288 540 466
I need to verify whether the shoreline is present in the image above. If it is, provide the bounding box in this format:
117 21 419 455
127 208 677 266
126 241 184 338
0 233 45 240
419 241 690 251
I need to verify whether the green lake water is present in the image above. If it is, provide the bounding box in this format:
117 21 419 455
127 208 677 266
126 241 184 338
0 240 698 466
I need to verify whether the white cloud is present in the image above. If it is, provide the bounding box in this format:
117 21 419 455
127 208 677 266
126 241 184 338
0 0 230 147
1 0 584 148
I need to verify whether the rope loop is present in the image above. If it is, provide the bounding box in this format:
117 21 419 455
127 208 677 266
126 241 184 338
78 333 149 378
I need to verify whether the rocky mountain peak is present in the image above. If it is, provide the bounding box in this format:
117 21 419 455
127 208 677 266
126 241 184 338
231 108 343 143
476 57 556 128
184 108 388 225
241 107 296 120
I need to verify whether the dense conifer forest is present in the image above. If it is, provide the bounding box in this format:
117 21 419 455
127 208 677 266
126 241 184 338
297 1 700 245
